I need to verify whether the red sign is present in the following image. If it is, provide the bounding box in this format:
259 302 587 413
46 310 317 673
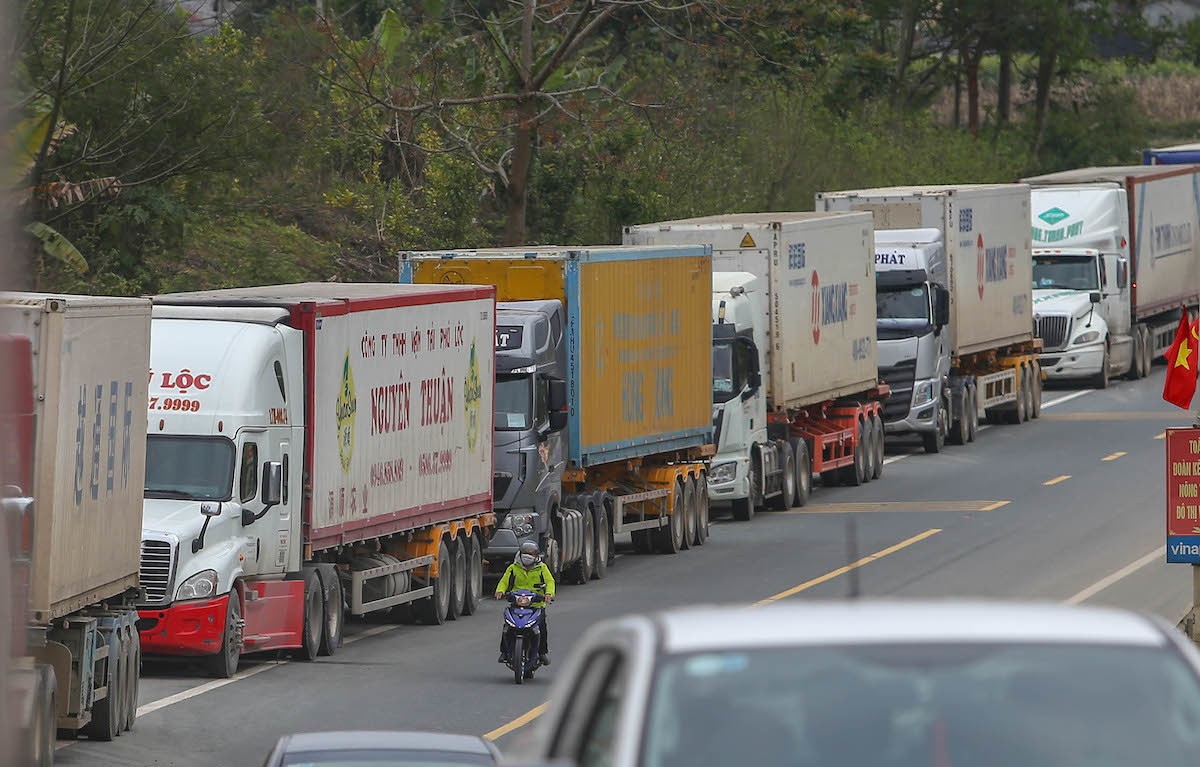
1166 427 1200 537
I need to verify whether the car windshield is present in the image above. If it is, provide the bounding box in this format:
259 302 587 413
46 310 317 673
712 343 735 402
877 285 930 321
495 374 532 430
641 642 1200 767
1033 254 1099 291
282 752 493 767
145 435 235 501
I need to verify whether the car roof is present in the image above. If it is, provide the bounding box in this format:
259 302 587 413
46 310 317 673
654 601 1168 654
280 731 494 755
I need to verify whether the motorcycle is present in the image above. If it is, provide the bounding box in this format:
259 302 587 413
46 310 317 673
501 588 546 684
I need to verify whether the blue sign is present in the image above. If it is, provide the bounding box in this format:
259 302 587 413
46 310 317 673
1168 535 1200 563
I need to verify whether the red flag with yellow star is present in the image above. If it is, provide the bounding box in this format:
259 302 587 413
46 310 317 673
1163 312 1199 409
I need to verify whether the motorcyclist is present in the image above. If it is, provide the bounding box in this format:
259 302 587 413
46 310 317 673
495 540 555 664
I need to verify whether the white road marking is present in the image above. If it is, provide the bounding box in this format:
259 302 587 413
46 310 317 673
1041 389 1092 409
343 624 400 645
1065 547 1164 605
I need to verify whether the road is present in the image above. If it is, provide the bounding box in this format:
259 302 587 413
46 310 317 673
59 368 1193 766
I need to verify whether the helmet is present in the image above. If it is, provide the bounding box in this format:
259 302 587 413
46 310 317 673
518 541 542 569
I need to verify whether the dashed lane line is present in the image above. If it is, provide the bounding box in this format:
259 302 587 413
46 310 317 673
1102 452 1127 461
1043 475 1072 486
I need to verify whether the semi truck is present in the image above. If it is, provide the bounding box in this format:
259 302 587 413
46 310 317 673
137 284 497 678
1 293 151 764
1020 166 1200 387
400 246 713 582
622 213 887 520
816 185 1039 452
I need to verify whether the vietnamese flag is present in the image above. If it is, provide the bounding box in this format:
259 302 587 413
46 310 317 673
1163 312 1200 409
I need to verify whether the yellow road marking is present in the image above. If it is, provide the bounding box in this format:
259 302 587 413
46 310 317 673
1039 412 1180 422
1102 452 1127 462
791 501 1006 514
485 527 943 740
1044 475 1071 486
755 529 942 606
978 501 1011 511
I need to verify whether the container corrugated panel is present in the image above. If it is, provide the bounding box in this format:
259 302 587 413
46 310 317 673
625 212 878 409
0 293 151 622
401 247 713 467
817 185 1033 357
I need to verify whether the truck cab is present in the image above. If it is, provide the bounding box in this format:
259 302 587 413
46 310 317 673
489 301 569 571
873 229 953 451
1029 186 1132 386
138 306 297 675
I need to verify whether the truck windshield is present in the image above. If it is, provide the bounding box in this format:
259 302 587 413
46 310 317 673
495 374 533 430
641 642 1200 767
713 341 753 405
877 285 930 321
145 435 235 501
1033 254 1099 290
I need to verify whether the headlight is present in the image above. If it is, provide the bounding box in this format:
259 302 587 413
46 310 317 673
516 594 532 607
709 462 737 484
499 511 537 536
1072 330 1100 345
177 570 218 600
912 381 935 406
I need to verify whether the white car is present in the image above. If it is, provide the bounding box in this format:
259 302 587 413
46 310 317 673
522 601 1200 767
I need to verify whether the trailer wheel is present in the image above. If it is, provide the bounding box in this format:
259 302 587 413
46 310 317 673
679 478 697 547
206 591 242 678
769 442 796 510
861 421 877 481
871 414 885 479
122 623 138 732
1142 326 1154 373
462 534 484 615
126 630 140 732
695 476 710 545
1129 329 1145 379
447 537 467 620
296 569 322 661
949 389 969 446
790 438 811 506
655 478 686 553
592 495 611 579
841 425 867 485
415 541 451 625
84 629 122 741
565 506 594 584
318 566 344 655
1030 366 1042 420
966 387 979 442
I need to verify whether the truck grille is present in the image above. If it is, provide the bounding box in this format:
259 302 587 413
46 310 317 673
1035 315 1070 351
879 359 917 424
139 537 176 605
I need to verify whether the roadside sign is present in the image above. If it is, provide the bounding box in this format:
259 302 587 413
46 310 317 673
1166 427 1200 563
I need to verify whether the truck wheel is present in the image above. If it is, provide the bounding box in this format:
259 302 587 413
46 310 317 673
1143 326 1154 373
922 404 947 454
949 391 969 446
1129 329 1145 379
126 629 140 732
1091 349 1110 389
841 429 867 485
122 624 138 732
206 591 242 678
447 537 467 620
733 453 761 520
462 534 484 614
1030 366 1042 419
592 497 611 579
790 438 811 506
966 387 979 442
655 479 686 553
84 630 122 741
769 443 796 510
871 414 885 479
318 567 344 656
416 541 451 625
295 569 322 661
696 477 710 544
565 507 594 584
680 479 697 548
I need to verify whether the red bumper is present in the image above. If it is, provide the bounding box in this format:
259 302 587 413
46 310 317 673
137 595 228 656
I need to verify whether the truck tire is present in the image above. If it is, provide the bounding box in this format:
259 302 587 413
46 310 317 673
295 569 322 661
949 389 969 446
790 438 812 506
592 496 611 579
695 476 710 545
318 566 344 656
415 541 451 625
206 591 242 678
125 629 140 732
922 403 947 453
864 419 879 481
680 479 697 548
121 624 137 732
84 629 122 741
732 453 761 520
655 479 686 553
565 507 594 584
841 427 867 485
1129 329 1145 379
1030 366 1042 420
871 414 885 479
1143 326 1154 373
769 442 796 510
1091 348 1110 389
462 533 484 614
447 537 466 620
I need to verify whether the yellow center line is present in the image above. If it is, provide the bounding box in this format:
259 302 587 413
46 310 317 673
1043 475 1072 486
1102 452 1127 462
978 501 1010 511
483 527 943 741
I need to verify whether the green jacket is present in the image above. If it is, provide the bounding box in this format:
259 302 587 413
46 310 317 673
497 561 556 606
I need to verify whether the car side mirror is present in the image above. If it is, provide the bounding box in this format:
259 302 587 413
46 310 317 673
934 286 951 327
548 378 567 412
549 409 568 433
1089 291 1102 304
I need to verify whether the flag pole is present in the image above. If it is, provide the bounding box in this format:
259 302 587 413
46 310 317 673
1191 304 1200 644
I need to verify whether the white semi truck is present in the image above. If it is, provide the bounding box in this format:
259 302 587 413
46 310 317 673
136 284 497 677
1021 166 1200 387
623 213 887 520
817 185 1039 452
1 294 151 764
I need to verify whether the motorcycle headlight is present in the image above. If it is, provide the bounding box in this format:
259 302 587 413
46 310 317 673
1072 330 1100 345
912 381 935 406
708 462 737 484
516 594 532 607
177 569 219 600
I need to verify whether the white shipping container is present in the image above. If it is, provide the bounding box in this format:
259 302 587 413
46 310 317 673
817 185 1033 357
0 294 150 622
308 298 495 540
624 212 878 409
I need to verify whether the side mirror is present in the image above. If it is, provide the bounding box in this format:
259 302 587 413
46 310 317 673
547 378 568 412
1089 291 1102 304
200 502 222 517
243 461 282 527
933 286 951 327
549 409 568 433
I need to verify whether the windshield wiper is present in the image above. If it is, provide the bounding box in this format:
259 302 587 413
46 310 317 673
144 488 196 500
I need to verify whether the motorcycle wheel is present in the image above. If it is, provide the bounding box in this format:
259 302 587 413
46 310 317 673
513 636 525 685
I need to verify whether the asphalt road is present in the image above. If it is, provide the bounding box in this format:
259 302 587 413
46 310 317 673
59 367 1195 766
